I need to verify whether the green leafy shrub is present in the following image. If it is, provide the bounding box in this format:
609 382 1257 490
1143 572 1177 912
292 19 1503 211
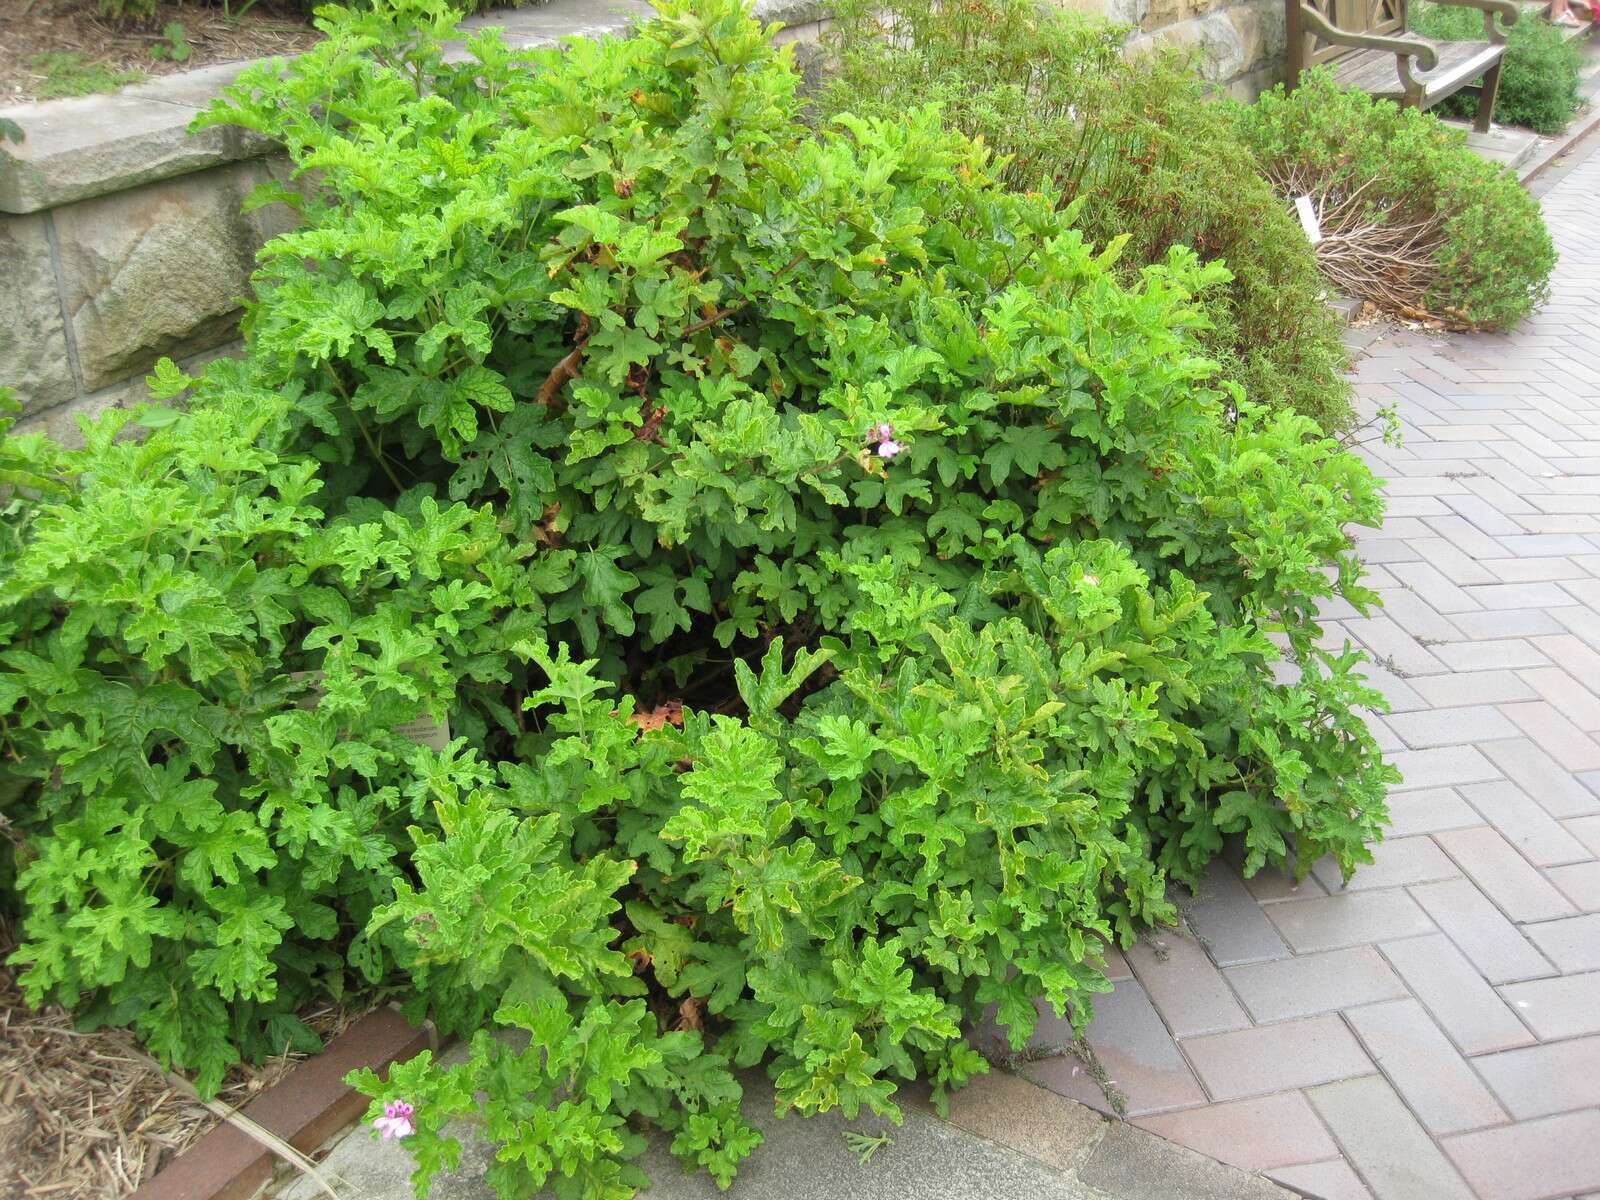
0 367 551 1093
819 0 1355 432
1413 1 1582 134
1237 71 1555 328
1 1 1396 1195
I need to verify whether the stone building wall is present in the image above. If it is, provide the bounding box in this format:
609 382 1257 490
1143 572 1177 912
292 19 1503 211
0 0 1271 442
1063 0 1288 99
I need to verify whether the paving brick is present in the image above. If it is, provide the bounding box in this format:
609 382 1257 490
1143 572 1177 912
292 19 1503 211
1471 1035 1600 1120
1134 1093 1339 1174
1497 533 1600 558
1354 660 1429 713
1268 1159 1375 1200
1498 971 1600 1039
1567 813 1600 856
1444 492 1524 536
1347 616 1450 676
1408 670 1539 709
1124 930 1249 1039
1425 514 1511 560
1384 787 1481 837
1435 826 1578 923
1547 860 1600 911
1385 495 1452 518
1480 738 1600 818
1181 1016 1375 1102
1311 837 1459 893
1374 591 1463 645
1241 864 1327 903
1483 555 1588 582
1388 556 1484 604
1444 1111 1600 1200
1266 891 1436 954
1431 638 1553 672
1447 607 1568 640
1304 1076 1476 1200
1517 666 1600 732
1355 537 1425 565
1462 582 1582 611
1498 701 1600 772
1380 932 1537 1054
1021 979 1206 1118
1388 746 1500 792
1403 538 1498 585
1458 781 1593 867
1175 860 1290 968
1529 635 1600 689
1555 604 1600 651
1384 705 1519 749
1364 714 1406 754
1523 912 1600 972
1223 947 1407 1023
1344 997 1509 1136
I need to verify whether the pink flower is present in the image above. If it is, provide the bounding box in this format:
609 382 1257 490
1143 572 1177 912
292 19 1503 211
373 1100 416 1140
876 439 905 460
870 421 896 444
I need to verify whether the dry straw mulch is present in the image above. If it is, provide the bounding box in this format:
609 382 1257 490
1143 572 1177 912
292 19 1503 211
0 950 354 1200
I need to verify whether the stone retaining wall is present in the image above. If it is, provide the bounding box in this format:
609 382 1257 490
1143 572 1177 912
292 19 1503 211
0 0 1274 440
1068 0 1288 98
0 0 828 440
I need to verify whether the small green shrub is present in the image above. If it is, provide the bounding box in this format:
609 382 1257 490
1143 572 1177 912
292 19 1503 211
819 0 1355 433
1413 1 1582 133
1 2 1396 1195
1237 71 1555 328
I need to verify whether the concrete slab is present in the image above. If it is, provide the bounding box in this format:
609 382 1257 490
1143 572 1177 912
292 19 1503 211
272 1064 1296 1200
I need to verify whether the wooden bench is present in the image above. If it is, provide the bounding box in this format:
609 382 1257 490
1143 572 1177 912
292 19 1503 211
1286 0 1521 131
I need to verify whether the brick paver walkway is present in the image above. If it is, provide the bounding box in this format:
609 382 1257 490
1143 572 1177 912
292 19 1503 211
1014 146 1600 1200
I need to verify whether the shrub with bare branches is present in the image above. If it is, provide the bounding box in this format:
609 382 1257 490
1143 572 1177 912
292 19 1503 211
1237 71 1554 329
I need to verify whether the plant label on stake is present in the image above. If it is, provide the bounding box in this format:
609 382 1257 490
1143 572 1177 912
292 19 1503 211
1294 194 1323 245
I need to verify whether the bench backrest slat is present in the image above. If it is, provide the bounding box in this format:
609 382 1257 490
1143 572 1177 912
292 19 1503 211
1290 0 1411 71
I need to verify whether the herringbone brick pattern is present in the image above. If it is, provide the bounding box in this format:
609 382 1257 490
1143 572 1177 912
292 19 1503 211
1017 149 1600 1199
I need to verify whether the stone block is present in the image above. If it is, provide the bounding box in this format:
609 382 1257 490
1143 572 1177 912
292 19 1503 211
1305 1077 1476 1200
1381 932 1537 1055
1343 999 1508 1136
1445 1111 1600 1200
1224 946 1408 1023
1181 1015 1375 1101
0 211 75 413
0 68 268 214
1225 0 1284 68
1135 1093 1338 1173
51 162 269 392
1472 1035 1600 1120
1129 12 1249 82
1498 971 1600 1040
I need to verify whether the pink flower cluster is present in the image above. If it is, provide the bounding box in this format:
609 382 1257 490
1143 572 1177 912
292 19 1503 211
867 421 905 460
373 1100 416 1140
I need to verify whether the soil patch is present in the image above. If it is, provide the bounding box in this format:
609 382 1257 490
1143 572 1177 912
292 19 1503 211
0 0 320 105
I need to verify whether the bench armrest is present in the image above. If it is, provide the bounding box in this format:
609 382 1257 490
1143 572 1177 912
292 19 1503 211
1426 0 1519 43
1300 3 1441 71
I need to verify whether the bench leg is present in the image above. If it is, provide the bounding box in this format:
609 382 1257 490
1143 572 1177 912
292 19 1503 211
1475 60 1503 133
